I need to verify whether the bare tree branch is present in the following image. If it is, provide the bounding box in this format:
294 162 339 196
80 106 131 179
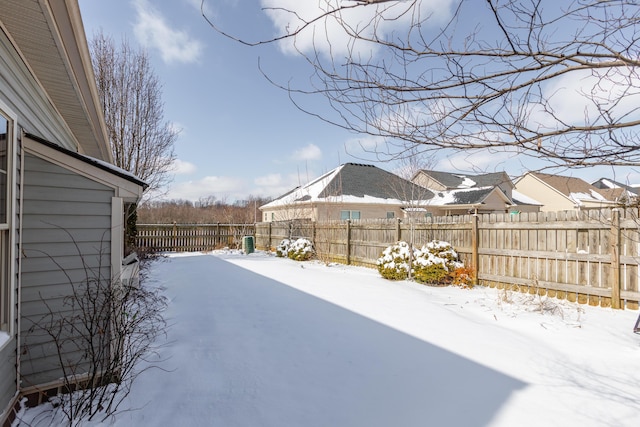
90 31 177 195
203 0 640 169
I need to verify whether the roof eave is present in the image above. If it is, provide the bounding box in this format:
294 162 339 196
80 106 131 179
2 0 112 162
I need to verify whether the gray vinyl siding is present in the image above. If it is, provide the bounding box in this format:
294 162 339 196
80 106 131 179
0 341 17 420
19 153 114 387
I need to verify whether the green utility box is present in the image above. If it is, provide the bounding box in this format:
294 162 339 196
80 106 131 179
243 236 255 254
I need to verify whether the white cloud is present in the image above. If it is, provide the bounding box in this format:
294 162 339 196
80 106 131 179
185 0 213 17
260 0 455 58
292 143 322 161
171 159 197 175
253 171 307 199
254 173 283 187
165 176 247 201
133 0 204 64
436 150 517 174
157 169 315 202
527 68 640 131
344 136 387 159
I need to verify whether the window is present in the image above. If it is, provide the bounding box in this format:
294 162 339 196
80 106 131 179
386 212 395 219
0 108 10 337
340 210 361 220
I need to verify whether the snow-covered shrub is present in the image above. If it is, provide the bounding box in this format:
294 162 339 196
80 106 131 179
412 262 448 285
276 239 291 257
376 241 412 280
412 240 464 285
377 240 470 286
288 238 314 261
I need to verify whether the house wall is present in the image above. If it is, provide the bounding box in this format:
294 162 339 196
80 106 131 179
427 191 511 216
0 289 18 422
19 153 114 388
315 203 404 222
262 203 405 222
0 338 16 423
512 204 542 214
478 191 510 213
0 31 25 423
262 205 316 222
514 175 575 212
412 173 446 191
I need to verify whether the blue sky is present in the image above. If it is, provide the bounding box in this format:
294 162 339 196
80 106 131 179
78 0 640 202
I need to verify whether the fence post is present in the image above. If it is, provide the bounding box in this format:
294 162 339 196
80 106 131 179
471 215 479 285
172 221 177 252
312 222 317 248
346 219 352 265
611 209 622 309
268 222 272 250
396 218 402 242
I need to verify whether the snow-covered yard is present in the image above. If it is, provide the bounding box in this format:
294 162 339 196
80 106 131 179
14 251 640 426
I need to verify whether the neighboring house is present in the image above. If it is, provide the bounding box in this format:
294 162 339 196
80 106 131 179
412 170 514 196
411 170 540 215
514 172 616 212
424 186 517 216
510 190 544 214
260 163 434 222
0 2 146 425
592 177 639 206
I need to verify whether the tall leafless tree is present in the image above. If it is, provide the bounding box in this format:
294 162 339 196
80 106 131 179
90 31 177 195
90 31 177 251
204 0 640 170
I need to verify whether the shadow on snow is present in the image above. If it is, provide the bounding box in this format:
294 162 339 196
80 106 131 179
134 255 526 427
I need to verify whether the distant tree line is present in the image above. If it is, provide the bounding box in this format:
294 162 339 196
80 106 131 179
138 195 272 224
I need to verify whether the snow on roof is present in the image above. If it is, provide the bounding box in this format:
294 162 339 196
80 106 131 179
26 132 148 188
569 190 608 205
457 176 476 188
261 167 342 209
418 170 512 190
425 186 495 206
599 179 620 189
511 190 542 206
90 156 148 187
261 163 432 209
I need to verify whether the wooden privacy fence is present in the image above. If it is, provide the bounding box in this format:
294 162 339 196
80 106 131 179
255 209 640 309
136 223 255 252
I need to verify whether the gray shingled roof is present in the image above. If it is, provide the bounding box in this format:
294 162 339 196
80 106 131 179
418 170 512 189
319 163 433 200
261 163 434 209
422 171 467 188
474 172 512 188
450 187 494 205
592 178 639 195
